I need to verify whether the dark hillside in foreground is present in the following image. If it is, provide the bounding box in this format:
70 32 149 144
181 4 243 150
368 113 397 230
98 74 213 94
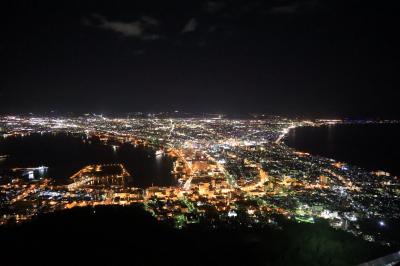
0 205 395 266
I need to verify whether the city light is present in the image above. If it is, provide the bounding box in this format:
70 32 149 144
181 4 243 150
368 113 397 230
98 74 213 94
0 115 399 248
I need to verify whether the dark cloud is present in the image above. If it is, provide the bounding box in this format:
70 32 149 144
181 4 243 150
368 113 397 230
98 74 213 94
204 1 226 13
141 16 159 26
181 18 198 33
85 14 161 39
101 20 143 37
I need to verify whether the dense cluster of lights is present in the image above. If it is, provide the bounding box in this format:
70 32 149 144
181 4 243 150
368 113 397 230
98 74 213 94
0 115 399 246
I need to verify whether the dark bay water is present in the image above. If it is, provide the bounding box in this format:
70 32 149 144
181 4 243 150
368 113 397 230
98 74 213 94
284 123 400 176
0 133 175 188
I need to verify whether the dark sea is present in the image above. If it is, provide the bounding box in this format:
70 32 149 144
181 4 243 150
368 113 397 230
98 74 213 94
0 133 175 188
284 123 400 176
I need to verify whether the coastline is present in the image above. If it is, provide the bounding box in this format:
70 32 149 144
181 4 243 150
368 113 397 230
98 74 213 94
282 122 400 177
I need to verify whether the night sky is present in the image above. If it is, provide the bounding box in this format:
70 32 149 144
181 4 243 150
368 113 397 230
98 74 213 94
1 0 398 117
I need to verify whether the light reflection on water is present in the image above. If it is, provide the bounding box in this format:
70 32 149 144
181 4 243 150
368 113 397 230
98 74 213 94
0 133 175 188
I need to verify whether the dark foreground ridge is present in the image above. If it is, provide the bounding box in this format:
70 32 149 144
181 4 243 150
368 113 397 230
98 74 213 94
0 205 395 266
